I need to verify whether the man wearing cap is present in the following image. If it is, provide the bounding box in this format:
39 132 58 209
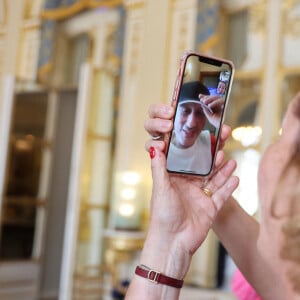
167 81 224 175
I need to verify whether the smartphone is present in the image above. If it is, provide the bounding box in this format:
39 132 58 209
165 51 234 177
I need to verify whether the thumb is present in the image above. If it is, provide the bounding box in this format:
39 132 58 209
149 146 169 186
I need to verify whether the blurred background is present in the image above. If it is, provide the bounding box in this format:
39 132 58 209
0 0 300 299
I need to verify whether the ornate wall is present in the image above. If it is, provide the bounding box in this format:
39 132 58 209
1 0 300 298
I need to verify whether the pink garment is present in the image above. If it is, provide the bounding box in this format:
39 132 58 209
231 269 262 300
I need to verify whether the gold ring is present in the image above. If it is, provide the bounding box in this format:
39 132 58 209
151 135 162 140
201 187 213 197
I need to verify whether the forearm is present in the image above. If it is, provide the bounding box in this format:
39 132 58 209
125 229 191 300
212 197 283 299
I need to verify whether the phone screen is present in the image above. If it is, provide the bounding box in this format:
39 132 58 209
166 53 234 177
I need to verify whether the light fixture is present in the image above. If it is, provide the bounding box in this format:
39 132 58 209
120 187 136 200
232 126 262 147
121 171 141 185
118 202 136 217
111 170 143 230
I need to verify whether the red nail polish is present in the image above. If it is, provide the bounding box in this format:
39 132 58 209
149 147 155 159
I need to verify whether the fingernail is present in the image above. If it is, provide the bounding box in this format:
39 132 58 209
149 147 155 159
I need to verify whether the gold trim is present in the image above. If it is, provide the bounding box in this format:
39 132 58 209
38 61 53 83
104 236 144 251
249 3 267 33
41 0 122 20
80 202 110 211
199 34 218 53
235 70 264 80
221 0 267 15
87 0 122 8
41 0 87 20
87 130 112 142
124 0 145 10
282 0 297 11
3 196 47 207
10 135 53 150
22 18 41 30
221 4 249 15
280 66 300 76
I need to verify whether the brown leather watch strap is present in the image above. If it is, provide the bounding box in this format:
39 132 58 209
135 265 184 288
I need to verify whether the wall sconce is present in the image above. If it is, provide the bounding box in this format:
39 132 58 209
111 171 143 231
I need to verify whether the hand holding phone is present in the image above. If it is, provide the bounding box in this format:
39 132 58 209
166 51 235 177
199 94 225 127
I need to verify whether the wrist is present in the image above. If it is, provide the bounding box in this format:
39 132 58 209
139 229 192 280
135 265 184 288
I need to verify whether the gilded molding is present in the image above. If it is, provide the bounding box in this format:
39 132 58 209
178 14 189 52
80 202 110 211
4 196 48 207
104 234 145 251
280 65 300 76
0 0 6 25
221 0 265 14
41 0 122 20
128 22 143 76
22 18 41 30
124 0 145 10
87 130 112 142
105 23 122 74
249 2 267 32
235 69 263 80
283 0 298 10
282 0 300 36
91 21 121 76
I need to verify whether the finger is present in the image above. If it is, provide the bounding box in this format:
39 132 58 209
207 151 225 183
144 118 173 136
214 150 225 169
209 98 225 109
145 139 166 152
218 124 231 150
202 95 220 105
202 105 213 115
206 159 237 194
149 146 169 188
212 176 239 210
221 124 231 141
148 104 174 119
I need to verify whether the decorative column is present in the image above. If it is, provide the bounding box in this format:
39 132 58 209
257 0 282 150
109 0 147 230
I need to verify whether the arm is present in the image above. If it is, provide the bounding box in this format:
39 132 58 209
125 229 189 299
133 104 237 299
126 146 239 300
213 197 284 300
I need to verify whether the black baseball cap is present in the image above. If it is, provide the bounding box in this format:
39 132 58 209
178 81 210 105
